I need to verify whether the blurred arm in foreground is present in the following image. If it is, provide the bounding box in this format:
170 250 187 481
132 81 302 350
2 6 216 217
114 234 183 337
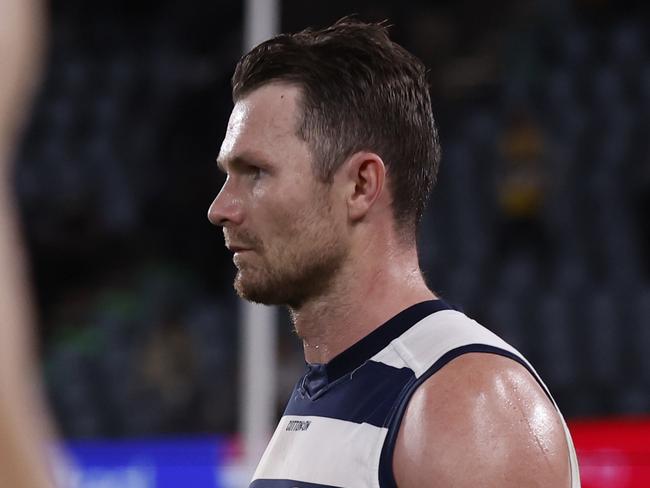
0 0 57 486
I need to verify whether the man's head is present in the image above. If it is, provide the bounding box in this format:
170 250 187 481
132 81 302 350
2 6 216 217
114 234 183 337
209 19 440 307
231 18 441 234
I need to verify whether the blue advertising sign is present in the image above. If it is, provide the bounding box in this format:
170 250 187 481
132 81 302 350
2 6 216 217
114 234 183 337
63 437 240 488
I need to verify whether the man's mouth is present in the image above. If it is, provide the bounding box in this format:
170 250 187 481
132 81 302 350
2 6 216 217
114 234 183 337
227 245 252 253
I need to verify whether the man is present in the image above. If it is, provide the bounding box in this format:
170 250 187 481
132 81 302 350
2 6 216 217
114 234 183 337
0 0 58 486
208 19 580 488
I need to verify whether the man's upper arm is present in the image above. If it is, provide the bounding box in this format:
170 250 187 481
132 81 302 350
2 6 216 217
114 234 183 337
392 353 571 488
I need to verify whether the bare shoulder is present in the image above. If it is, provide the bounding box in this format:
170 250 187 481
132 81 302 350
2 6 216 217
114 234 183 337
393 353 571 488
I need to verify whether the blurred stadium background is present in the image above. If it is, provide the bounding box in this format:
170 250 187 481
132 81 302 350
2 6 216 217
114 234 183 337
10 0 650 486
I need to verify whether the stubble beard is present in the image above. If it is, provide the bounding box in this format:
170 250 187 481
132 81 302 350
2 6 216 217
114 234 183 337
233 199 347 309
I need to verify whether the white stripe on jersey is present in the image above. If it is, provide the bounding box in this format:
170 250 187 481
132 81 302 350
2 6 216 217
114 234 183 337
253 415 387 488
371 309 521 376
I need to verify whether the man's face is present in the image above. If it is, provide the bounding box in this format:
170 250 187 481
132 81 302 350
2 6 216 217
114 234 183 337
208 83 349 307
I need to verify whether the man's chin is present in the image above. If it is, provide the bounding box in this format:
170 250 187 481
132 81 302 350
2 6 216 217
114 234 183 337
234 276 285 306
233 267 319 308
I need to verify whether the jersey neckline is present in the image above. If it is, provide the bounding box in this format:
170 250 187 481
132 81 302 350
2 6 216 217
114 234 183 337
303 300 451 395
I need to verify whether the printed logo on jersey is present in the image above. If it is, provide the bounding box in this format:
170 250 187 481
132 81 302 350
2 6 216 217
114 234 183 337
285 420 311 432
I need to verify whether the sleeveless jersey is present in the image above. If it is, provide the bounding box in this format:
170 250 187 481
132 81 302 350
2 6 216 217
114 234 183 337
250 300 580 487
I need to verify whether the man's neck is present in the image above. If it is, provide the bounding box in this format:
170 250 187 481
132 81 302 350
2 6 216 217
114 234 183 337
291 246 436 364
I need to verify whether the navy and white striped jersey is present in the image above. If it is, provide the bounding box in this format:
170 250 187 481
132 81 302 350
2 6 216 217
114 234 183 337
250 300 580 488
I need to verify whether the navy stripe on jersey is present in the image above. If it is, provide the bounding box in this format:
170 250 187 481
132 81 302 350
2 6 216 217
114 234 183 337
285 360 414 428
319 300 451 384
378 344 555 488
250 480 339 488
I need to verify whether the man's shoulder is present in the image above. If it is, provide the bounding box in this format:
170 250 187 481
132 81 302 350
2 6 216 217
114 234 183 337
392 352 572 488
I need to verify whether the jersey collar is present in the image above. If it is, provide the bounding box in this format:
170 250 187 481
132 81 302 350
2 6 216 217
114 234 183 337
303 300 451 395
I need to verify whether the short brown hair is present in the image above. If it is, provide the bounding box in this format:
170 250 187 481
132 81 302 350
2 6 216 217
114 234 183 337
232 18 441 235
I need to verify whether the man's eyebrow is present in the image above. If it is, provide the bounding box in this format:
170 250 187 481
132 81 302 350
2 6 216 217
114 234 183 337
217 153 268 173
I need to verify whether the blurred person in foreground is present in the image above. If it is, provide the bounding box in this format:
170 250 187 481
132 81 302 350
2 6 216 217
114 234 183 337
0 0 57 486
208 19 580 488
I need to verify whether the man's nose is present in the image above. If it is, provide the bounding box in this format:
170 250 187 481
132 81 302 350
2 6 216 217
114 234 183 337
207 182 243 227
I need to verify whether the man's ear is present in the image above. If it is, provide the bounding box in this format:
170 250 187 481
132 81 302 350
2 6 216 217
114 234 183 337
341 151 386 222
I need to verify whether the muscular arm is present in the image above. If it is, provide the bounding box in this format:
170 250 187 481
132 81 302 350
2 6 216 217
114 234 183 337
393 353 571 488
0 0 55 486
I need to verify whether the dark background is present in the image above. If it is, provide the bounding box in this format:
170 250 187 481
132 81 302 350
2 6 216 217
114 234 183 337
14 0 650 438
